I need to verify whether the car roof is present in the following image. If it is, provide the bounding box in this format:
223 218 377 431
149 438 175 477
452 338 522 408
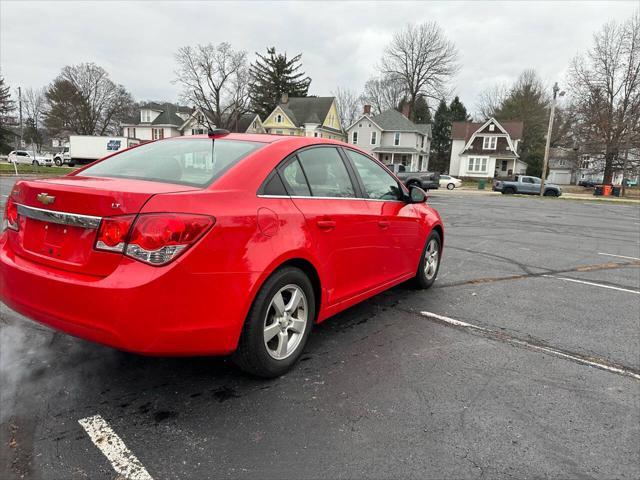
169 133 350 148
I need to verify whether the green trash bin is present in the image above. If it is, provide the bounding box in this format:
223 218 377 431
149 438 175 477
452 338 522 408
478 180 486 190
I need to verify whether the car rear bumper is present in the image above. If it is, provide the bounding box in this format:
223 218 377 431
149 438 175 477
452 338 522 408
0 237 255 355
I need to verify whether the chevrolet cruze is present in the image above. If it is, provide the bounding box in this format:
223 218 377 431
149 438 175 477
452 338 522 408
0 133 444 377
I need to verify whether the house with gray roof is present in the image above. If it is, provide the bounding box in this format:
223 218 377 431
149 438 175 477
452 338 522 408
122 102 192 141
346 105 432 171
262 94 345 140
179 107 265 135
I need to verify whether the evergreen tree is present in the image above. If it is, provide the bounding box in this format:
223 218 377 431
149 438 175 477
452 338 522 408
429 96 470 173
430 100 450 173
249 47 311 119
448 96 470 122
0 76 15 153
412 95 431 123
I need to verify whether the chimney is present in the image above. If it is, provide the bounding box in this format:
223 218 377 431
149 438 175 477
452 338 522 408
281 92 289 104
363 104 372 115
401 103 410 119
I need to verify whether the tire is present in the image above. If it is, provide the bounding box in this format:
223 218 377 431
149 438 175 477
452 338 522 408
32 160 37 166
543 189 557 197
412 230 442 289
68 162 75 167
447 183 455 190
502 187 515 194
232 267 315 378
54 158 62 166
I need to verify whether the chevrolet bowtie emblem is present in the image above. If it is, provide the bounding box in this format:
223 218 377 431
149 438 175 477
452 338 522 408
37 193 56 205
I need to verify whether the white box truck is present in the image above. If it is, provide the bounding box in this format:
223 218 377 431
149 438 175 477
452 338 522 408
53 136 140 167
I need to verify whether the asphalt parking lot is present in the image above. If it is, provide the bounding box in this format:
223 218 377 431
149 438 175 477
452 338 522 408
1 178 639 479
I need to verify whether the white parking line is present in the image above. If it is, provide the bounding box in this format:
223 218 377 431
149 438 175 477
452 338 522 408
598 252 640 261
543 275 640 295
420 311 640 380
78 415 153 480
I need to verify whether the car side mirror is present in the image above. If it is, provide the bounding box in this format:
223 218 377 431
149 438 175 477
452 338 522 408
408 185 427 203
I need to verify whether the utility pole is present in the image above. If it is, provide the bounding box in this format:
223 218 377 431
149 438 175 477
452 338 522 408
18 86 23 148
540 83 565 196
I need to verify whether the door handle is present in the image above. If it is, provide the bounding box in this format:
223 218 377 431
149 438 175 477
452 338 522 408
316 220 336 230
378 220 390 229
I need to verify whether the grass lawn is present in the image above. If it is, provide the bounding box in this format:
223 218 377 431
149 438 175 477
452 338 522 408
0 163 74 175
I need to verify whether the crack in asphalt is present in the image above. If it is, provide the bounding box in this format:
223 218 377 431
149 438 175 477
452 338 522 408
434 259 639 289
404 308 640 381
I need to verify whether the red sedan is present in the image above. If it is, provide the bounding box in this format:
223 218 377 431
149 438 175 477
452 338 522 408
1 133 443 377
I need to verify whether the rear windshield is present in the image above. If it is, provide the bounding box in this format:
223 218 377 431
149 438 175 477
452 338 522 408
78 139 263 187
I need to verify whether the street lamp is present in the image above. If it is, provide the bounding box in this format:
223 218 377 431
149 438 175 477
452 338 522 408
540 82 566 196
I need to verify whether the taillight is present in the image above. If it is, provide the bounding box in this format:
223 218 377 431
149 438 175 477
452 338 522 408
125 213 214 265
3 197 18 231
95 215 136 252
95 213 214 265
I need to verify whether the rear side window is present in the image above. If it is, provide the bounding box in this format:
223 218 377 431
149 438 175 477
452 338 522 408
280 158 311 196
345 149 403 201
79 139 262 187
297 147 355 198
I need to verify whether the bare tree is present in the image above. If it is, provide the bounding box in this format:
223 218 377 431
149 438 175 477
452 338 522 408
332 86 364 129
568 11 640 183
363 74 406 114
380 21 459 120
44 63 135 136
23 87 47 151
174 42 250 130
475 84 508 120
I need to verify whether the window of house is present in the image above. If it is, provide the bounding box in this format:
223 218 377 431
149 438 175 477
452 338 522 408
421 136 425 148
358 123 362 128
394 132 400 146
276 114 283 123
468 157 488 173
141 110 151 122
489 124 495 132
352 131 358 144
483 136 497 150
152 128 164 140
501 160 508 171
296 147 355 198
275 129 283 134
370 131 377 145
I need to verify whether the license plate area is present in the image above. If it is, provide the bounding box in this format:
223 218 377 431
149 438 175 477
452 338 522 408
22 218 96 264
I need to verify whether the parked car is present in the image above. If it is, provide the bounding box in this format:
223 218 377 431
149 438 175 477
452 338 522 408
493 175 562 196
439 174 462 190
7 150 53 166
578 179 598 188
1 134 444 378
389 164 440 190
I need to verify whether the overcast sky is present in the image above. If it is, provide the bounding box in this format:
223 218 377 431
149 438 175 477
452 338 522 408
1 1 637 116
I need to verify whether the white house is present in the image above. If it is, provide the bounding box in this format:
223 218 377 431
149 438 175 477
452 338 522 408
346 105 431 171
547 147 578 185
179 107 265 135
121 102 192 141
122 103 266 139
448 118 527 179
576 151 640 185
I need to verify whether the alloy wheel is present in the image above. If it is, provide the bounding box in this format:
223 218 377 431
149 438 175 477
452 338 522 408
424 238 440 280
263 284 308 360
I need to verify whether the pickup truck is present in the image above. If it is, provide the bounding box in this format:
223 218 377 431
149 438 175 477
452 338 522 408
493 175 562 196
389 164 440 190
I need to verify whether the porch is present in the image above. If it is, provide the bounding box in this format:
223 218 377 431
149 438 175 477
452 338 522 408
372 147 428 171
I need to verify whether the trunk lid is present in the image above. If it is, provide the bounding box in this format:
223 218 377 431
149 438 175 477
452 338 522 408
9 176 199 276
